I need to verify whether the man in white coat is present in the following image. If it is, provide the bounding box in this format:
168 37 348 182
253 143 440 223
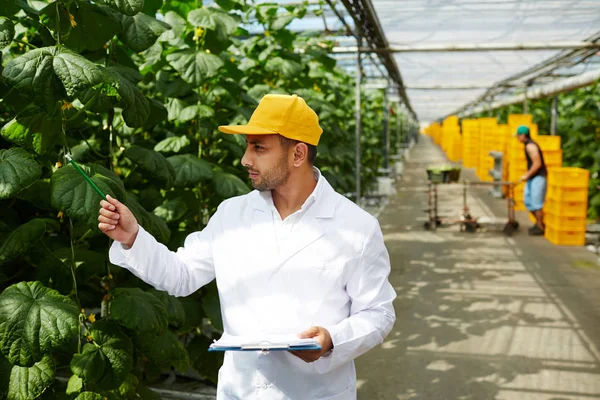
98 94 396 399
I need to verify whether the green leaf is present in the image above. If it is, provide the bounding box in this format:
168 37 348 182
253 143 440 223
176 297 205 334
154 135 190 153
0 17 14 48
8 354 55 400
66 374 83 395
135 330 189 372
144 98 168 129
153 198 188 223
148 289 186 328
17 180 53 210
51 163 126 226
2 46 103 110
0 148 41 200
202 281 222 331
74 392 104 400
0 281 79 367
179 105 198 122
0 354 11 399
40 2 122 52
124 197 170 244
265 57 303 79
187 334 222 384
108 373 139 399
187 7 239 37
158 11 186 43
110 288 168 334
165 98 185 121
212 171 249 198
70 320 133 390
166 50 224 88
142 0 162 15
104 0 144 16
197 104 215 119
167 154 213 187
1 107 62 154
0 1 21 17
119 13 171 53
0 219 47 264
105 68 150 128
270 12 295 31
124 145 176 187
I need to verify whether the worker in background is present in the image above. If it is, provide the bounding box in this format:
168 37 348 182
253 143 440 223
516 125 547 236
98 94 396 400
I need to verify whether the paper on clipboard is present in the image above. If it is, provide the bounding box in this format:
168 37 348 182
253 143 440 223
208 334 321 352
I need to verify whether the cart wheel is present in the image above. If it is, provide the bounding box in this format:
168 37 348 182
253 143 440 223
424 222 431 230
512 221 519 229
503 222 514 236
435 218 442 227
465 221 478 233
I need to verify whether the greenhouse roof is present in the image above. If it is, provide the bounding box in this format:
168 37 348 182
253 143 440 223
269 0 600 125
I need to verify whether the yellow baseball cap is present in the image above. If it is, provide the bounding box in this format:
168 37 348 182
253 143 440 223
218 94 323 146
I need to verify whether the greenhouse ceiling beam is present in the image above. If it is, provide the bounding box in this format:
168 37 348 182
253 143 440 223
334 0 416 119
331 41 600 53
450 31 600 116
406 85 494 90
465 68 600 116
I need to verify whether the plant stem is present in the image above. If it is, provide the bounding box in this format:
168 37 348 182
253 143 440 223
76 130 108 159
76 228 93 245
55 2 61 45
67 91 100 122
14 39 38 49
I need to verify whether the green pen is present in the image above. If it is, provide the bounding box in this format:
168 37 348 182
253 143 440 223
65 154 107 201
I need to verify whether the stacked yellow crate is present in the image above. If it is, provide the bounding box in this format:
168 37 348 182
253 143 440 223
429 122 442 145
461 119 480 168
448 133 462 162
442 116 460 155
477 118 498 181
544 167 590 246
536 135 562 168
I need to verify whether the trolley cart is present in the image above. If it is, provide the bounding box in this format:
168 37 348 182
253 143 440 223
458 181 521 236
423 180 522 236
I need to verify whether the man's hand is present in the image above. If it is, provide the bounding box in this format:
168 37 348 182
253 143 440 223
290 326 333 363
519 174 528 183
98 194 139 248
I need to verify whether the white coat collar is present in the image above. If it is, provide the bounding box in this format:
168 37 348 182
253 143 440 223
248 167 337 219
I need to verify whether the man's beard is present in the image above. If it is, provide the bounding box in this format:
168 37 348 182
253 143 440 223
252 155 290 191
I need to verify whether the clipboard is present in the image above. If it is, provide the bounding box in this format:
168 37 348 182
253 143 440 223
208 335 322 352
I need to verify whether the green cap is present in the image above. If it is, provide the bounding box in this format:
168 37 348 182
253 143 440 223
515 125 530 136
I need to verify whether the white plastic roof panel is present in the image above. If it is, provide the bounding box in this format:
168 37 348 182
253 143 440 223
370 0 600 122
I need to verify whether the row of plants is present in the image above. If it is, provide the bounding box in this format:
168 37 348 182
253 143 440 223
0 0 409 398
478 81 600 220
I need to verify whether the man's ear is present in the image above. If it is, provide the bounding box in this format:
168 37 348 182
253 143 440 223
292 143 308 166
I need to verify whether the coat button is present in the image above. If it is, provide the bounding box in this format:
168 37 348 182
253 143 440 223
261 383 268 390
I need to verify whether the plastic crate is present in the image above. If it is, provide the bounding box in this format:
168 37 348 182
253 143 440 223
543 150 562 166
545 199 588 218
545 212 586 232
547 167 590 188
544 226 585 246
536 136 561 151
547 186 588 203
508 114 533 126
514 200 526 211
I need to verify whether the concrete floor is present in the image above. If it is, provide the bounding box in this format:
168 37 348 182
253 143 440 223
356 136 600 400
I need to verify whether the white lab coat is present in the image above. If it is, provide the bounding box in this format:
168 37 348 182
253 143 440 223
109 170 396 400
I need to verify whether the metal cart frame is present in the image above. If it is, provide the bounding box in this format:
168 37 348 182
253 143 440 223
424 180 521 236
